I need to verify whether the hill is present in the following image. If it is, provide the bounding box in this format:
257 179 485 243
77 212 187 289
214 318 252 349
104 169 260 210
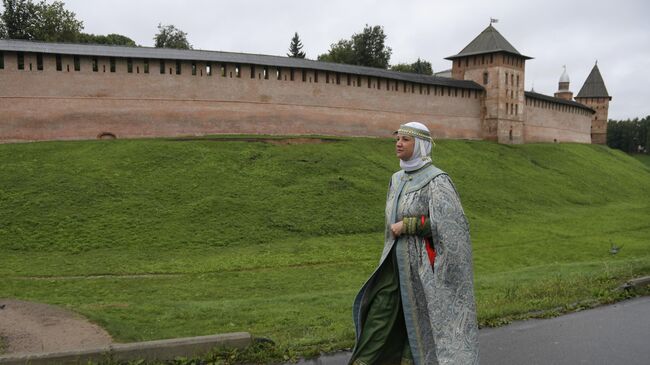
1 137 649 355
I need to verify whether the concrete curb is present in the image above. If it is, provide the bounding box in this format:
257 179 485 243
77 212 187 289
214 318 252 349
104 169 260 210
0 332 251 365
620 276 650 291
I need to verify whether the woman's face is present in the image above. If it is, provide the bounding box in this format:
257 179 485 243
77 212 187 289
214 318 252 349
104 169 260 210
395 134 415 160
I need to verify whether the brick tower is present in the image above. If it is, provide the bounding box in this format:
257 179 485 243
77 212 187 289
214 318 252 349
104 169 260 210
446 24 532 144
575 63 611 144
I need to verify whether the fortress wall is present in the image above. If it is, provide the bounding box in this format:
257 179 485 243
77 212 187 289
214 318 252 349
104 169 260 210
524 97 592 143
0 52 483 142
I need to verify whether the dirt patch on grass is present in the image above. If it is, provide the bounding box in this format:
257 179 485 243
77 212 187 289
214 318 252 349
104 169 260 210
0 299 112 355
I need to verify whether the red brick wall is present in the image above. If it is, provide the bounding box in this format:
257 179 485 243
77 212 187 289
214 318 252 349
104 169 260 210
524 97 592 143
0 52 483 143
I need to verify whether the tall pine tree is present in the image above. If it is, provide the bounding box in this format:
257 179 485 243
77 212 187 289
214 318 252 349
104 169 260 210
287 32 306 58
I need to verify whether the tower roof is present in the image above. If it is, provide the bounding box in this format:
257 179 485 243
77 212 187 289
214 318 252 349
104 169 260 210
576 63 610 98
445 24 532 60
559 65 570 83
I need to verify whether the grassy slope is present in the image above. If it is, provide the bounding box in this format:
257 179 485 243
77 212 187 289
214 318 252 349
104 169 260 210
1 137 649 354
633 154 650 169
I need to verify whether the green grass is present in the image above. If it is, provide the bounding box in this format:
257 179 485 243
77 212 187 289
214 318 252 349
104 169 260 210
1 136 649 359
632 153 650 169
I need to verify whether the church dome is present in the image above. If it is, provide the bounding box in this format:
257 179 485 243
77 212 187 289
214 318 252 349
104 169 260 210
559 66 570 83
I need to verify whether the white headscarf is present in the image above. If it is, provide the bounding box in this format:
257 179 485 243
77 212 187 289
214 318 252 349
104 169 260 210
398 122 433 172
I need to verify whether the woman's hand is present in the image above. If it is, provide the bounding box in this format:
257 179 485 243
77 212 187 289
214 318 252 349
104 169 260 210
391 221 404 237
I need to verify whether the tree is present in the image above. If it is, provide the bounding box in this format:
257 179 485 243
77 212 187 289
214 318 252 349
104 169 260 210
317 39 355 64
607 116 650 154
78 33 136 46
0 0 82 42
30 0 83 42
318 24 392 69
351 24 391 69
0 17 6 38
154 23 191 49
390 58 433 75
1 0 37 39
287 32 305 58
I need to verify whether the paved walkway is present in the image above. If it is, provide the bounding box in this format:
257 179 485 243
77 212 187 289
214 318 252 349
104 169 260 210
292 296 650 365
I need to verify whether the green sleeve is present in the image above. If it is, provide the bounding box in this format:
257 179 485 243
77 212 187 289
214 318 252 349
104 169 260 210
416 217 432 237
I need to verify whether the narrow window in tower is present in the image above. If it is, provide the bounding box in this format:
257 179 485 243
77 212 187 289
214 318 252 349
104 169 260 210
110 57 116 72
465 58 469 67
250 65 256 78
490 54 493 63
419 84 423 94
192 62 197 76
457 59 461 67
176 60 181 75
454 89 458 97
235 64 241 77
206 62 212 76
302 70 307 82
221 64 226 77
290 68 294 81
144 59 149 74
368 77 371 88
515 104 518 115
314 70 318 83
0 51 4 69
347 74 351 86
505 72 508 85
74 56 80 71
103 65 105 72
55 55 62 71
91 57 98 72
517 75 520 87
483 72 489 85
276 67 281 80
511 74 514 85
325 72 330 84
506 103 509 114
473 57 476 66
127 58 133 73
160 60 165 74
482 55 485 64
36 53 43 70
377 78 381 90
336 73 340 85
263 66 268 79
136 66 140 74
17 52 25 70
357 76 361 87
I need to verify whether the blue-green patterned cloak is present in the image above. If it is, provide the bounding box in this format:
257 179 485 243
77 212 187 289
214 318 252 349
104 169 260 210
352 164 479 364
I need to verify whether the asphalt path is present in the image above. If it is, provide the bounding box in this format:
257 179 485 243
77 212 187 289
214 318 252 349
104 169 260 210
291 296 650 365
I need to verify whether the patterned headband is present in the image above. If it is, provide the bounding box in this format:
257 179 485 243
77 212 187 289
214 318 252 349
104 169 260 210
394 125 433 142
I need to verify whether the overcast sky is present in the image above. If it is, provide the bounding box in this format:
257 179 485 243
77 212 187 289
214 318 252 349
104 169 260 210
5 0 649 120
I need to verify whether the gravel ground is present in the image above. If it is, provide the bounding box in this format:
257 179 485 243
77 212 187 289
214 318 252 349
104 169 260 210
0 299 112 355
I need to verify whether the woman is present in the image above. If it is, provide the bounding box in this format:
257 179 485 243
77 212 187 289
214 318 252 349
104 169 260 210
349 122 479 365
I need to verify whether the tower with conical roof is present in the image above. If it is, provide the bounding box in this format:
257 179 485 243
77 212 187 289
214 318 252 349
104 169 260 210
554 65 573 101
575 63 611 144
446 24 532 144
